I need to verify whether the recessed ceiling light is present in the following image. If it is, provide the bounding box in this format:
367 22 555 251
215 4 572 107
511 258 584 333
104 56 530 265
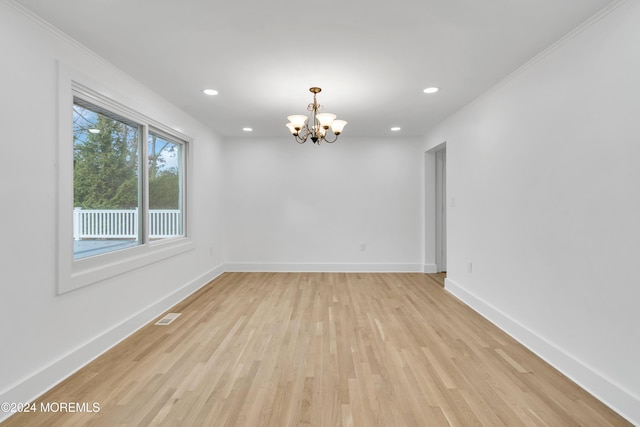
242 127 253 132
203 89 218 96
423 87 439 94
390 127 401 131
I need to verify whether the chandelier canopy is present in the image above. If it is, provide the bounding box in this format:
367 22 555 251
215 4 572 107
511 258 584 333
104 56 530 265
286 87 347 144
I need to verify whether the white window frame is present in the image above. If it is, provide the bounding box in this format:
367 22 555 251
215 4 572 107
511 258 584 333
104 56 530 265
57 62 193 294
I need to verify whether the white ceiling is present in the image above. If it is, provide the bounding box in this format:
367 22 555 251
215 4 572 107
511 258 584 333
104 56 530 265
15 0 615 138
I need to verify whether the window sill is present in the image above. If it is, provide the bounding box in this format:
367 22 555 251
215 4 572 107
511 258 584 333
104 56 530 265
59 238 195 294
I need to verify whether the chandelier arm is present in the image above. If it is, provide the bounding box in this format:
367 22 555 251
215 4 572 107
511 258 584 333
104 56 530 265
304 124 312 139
323 132 339 143
294 126 310 143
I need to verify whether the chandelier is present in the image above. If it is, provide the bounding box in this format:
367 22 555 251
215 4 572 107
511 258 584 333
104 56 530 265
286 87 347 144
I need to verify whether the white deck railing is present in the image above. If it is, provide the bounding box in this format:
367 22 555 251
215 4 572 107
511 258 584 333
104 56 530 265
73 208 182 240
149 209 182 238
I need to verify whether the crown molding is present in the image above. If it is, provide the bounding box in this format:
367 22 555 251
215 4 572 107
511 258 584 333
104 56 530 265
495 0 628 90
2 0 157 99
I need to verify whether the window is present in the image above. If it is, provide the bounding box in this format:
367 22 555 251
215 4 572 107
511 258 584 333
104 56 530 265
57 70 192 294
73 98 143 259
148 131 184 241
71 98 187 260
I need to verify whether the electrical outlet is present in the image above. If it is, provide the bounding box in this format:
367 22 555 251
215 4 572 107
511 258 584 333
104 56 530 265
467 261 473 273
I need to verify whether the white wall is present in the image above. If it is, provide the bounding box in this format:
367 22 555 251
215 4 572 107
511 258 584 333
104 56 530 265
424 1 640 423
223 137 424 272
0 2 225 417
3 0 638 422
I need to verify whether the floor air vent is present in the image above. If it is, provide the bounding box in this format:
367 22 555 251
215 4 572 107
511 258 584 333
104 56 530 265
155 313 181 325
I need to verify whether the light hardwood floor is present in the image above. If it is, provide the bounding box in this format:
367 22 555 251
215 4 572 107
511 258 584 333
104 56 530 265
3 273 630 426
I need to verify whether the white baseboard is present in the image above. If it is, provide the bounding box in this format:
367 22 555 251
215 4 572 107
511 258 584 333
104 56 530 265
423 263 438 273
0 264 224 423
224 262 424 273
444 278 639 426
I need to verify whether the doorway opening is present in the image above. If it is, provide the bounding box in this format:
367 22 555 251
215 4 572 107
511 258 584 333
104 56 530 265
435 148 447 273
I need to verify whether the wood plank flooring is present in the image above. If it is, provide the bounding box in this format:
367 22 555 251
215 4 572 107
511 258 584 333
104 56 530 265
3 273 630 426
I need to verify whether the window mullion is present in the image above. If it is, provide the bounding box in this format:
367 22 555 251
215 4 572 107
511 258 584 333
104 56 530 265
141 124 150 244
